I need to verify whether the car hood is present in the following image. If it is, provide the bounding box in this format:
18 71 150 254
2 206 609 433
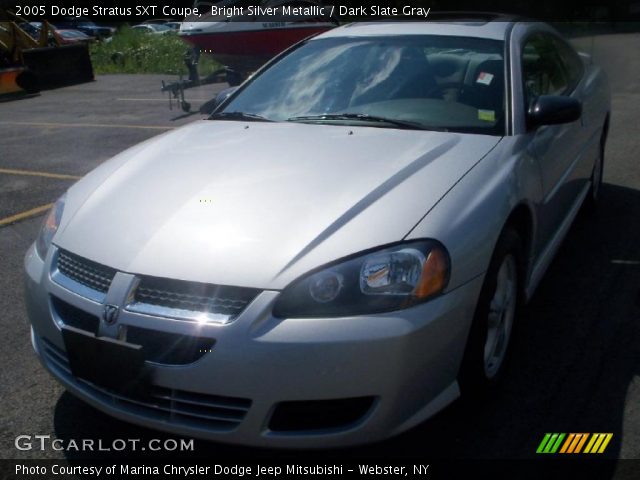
56 121 500 289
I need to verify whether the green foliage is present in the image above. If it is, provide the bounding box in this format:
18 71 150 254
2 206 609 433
90 26 221 75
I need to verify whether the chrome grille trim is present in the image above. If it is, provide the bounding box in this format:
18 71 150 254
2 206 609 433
51 250 261 324
40 337 251 431
126 302 233 324
53 249 116 301
126 276 261 325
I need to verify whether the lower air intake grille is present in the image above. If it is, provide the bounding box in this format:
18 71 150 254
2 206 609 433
269 397 375 432
126 326 215 365
51 296 99 335
56 250 116 293
40 338 251 431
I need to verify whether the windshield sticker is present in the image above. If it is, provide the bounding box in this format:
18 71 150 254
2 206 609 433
478 110 496 122
477 72 494 85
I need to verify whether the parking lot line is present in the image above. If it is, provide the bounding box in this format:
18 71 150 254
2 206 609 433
0 203 52 227
117 98 171 102
0 121 174 131
0 168 81 181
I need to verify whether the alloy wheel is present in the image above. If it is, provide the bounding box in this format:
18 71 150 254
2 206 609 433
483 254 517 379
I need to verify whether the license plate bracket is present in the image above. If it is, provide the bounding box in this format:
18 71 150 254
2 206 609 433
61 325 150 396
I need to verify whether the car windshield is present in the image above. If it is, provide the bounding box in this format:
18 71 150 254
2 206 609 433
221 35 506 135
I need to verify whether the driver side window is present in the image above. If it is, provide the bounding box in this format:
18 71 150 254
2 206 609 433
522 33 568 107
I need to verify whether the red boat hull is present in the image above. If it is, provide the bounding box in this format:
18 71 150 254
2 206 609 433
181 25 331 73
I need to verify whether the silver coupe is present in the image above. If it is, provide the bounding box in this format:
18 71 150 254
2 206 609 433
25 18 610 447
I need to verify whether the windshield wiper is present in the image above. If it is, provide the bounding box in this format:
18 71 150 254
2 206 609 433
287 113 442 131
209 111 273 122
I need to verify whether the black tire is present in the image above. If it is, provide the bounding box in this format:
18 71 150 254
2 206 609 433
583 126 607 213
15 70 39 94
459 227 523 395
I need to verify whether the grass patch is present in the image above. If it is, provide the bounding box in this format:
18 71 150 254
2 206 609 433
90 26 221 76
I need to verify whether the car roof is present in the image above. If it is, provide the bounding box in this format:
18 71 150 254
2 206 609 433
315 20 516 41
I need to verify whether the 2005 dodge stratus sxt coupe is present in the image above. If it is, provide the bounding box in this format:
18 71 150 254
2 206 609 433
25 19 610 447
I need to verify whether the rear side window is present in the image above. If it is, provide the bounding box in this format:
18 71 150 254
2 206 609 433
522 33 568 106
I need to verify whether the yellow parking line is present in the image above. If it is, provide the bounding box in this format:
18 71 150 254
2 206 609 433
0 121 174 131
0 203 52 227
0 168 81 181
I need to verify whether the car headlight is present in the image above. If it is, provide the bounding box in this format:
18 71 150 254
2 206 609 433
35 194 66 260
273 240 450 318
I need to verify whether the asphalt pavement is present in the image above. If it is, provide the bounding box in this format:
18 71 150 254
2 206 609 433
0 34 639 475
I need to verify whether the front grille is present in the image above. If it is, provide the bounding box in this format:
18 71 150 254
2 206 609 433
56 250 116 294
129 276 260 322
126 326 215 365
50 296 215 365
40 338 251 431
51 296 99 335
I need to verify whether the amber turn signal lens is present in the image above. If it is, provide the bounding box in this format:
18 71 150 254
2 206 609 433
414 247 449 299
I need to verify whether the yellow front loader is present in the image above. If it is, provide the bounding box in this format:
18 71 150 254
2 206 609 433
0 8 94 96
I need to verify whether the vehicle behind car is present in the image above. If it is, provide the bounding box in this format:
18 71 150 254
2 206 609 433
54 17 113 39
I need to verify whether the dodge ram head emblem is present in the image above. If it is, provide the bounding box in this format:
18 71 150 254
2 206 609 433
102 304 120 325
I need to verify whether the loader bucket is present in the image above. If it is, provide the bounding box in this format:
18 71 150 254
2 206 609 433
21 43 94 90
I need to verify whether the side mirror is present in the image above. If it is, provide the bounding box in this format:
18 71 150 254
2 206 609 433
527 95 582 128
199 86 238 114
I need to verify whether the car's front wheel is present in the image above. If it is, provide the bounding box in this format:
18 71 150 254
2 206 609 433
590 146 604 203
584 119 608 212
459 227 522 394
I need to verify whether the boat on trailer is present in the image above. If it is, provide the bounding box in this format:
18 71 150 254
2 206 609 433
179 0 338 84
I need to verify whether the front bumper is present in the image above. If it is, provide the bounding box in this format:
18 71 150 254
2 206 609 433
25 244 483 448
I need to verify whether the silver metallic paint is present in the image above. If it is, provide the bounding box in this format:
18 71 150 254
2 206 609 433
24 20 611 447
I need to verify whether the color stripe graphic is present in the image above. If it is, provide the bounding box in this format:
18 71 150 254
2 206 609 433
537 433 613 454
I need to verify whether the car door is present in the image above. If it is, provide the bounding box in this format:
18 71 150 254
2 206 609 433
523 32 585 250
